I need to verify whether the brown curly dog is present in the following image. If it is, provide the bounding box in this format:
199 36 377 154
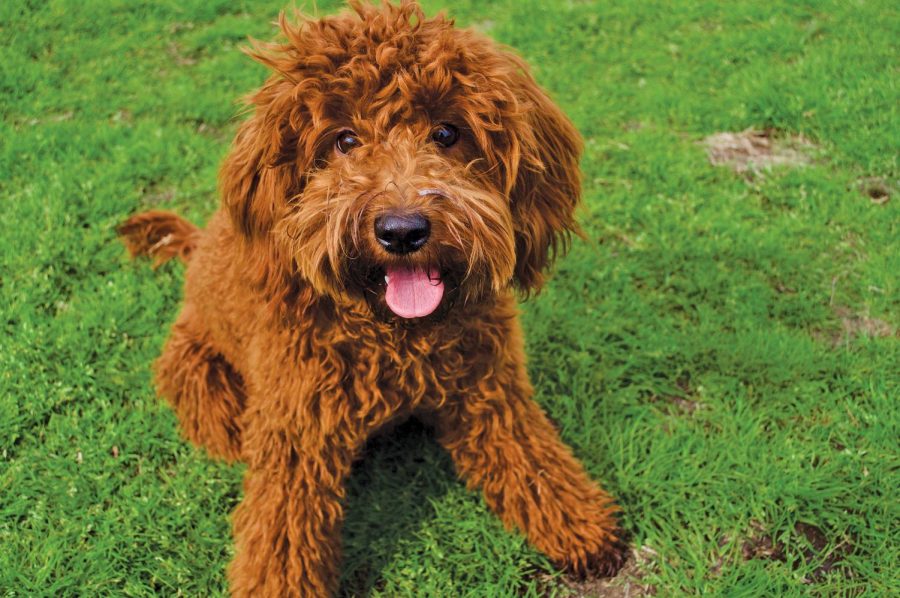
119 1 626 595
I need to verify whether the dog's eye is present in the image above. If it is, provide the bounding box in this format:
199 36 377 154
430 124 459 148
335 130 361 154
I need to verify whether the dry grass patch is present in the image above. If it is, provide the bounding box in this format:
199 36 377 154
704 129 817 174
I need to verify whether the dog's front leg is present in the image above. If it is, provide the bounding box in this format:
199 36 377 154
228 426 354 597
433 364 628 578
227 374 363 598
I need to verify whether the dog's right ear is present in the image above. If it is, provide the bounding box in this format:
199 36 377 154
220 14 330 240
220 77 305 240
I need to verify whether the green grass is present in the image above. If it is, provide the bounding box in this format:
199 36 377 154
1 0 897 595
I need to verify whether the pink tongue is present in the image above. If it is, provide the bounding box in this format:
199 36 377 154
384 266 444 319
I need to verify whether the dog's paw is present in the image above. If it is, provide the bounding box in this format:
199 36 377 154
561 531 630 580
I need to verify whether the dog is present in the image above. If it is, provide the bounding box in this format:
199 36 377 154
119 1 627 595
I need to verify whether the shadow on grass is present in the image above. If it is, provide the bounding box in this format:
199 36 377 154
338 419 457 596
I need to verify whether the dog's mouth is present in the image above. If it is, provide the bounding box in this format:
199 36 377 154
348 261 461 323
383 265 444 319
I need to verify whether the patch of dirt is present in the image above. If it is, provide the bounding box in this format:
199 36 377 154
703 129 817 174
791 522 854 583
719 520 855 584
857 177 895 205
538 546 657 597
651 375 704 416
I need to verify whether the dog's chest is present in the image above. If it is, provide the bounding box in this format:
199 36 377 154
338 329 445 409
324 317 486 415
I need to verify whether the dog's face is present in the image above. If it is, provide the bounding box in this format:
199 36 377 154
221 1 582 321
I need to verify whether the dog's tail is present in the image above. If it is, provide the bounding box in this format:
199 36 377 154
117 210 199 267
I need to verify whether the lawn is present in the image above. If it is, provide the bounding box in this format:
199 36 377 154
1 0 897 595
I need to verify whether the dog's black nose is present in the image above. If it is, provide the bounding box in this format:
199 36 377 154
374 213 431 254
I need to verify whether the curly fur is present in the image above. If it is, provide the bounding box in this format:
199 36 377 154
120 1 626 595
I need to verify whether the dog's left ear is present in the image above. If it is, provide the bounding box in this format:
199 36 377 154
507 71 583 294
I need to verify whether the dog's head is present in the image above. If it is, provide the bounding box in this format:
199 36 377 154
221 0 581 321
